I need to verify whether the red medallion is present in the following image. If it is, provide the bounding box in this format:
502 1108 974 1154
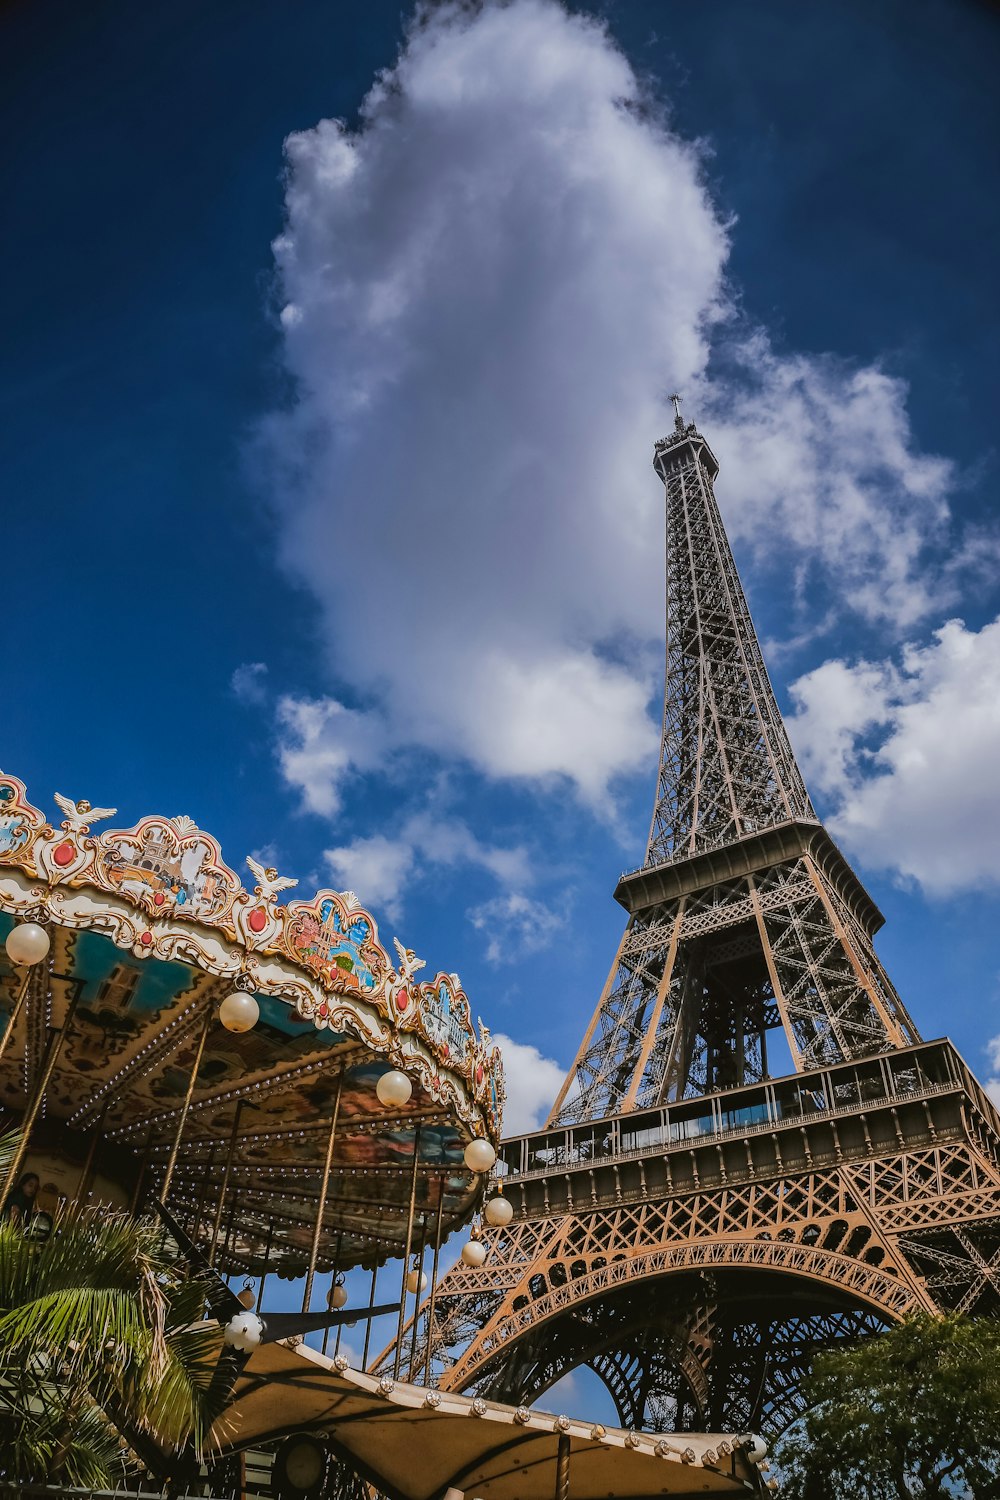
52 841 75 868
153 891 166 907
247 906 268 934
395 986 410 1013
140 932 153 947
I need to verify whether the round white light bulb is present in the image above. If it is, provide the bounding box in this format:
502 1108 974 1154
461 1239 488 1268
463 1138 497 1174
328 1281 348 1310
223 1312 264 1351
5 922 50 966
405 1267 428 1294
218 991 260 1033
484 1195 513 1227
376 1069 413 1108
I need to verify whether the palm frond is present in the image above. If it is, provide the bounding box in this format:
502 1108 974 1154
0 1129 21 1184
0 1201 232 1485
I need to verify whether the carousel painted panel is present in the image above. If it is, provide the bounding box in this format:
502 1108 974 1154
94 814 242 926
0 774 47 863
417 972 475 1073
282 889 390 999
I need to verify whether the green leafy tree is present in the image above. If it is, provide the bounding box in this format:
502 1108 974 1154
777 1311 1000 1499
0 1198 225 1490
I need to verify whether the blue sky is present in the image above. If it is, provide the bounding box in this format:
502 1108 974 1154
3 0 999 1409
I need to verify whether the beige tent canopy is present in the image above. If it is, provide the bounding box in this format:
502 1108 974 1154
217 1341 773 1498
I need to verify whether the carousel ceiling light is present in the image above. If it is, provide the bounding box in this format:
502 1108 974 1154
328 1279 348 1309
461 1239 487 1268
484 1194 513 1227
5 921 50 966
223 1312 264 1351
375 1069 413 1108
218 990 261 1032
405 1266 428 1294
463 1138 496 1174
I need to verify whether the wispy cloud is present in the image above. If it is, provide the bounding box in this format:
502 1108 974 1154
231 661 269 705
324 812 532 925
276 695 387 818
468 891 565 965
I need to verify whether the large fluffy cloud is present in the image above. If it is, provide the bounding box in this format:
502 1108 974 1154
264 0 963 804
787 616 1000 895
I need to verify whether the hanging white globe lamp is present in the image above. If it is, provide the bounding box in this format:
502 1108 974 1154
463 1137 496 1174
218 991 259 1033
223 1312 264 1351
376 1069 413 1108
461 1238 488 1268
5 922 50 966
484 1193 513 1227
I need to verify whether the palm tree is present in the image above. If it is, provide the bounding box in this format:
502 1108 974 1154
0 1168 225 1491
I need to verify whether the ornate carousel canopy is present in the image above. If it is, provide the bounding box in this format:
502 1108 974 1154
0 772 504 1274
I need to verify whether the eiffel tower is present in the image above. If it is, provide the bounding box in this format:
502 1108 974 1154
393 405 1000 1435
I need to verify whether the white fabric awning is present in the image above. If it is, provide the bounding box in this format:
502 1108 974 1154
217 1340 771 1498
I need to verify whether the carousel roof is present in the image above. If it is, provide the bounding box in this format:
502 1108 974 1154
0 771 504 1272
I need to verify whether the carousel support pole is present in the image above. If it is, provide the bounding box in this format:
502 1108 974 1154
221 1192 240 1275
323 1233 344 1357
301 1067 345 1315
361 1264 379 1371
0 967 34 1071
255 1218 275 1313
423 1184 446 1386
130 1124 155 1214
189 1142 218 1239
159 1006 213 1205
1 984 81 1201
393 1124 422 1380
208 1101 244 1266
555 1433 571 1500
407 1215 427 1382
76 1101 109 1206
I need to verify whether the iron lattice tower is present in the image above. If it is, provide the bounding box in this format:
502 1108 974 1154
384 409 1000 1435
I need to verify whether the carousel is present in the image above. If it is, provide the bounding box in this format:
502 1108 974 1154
0 769 774 1499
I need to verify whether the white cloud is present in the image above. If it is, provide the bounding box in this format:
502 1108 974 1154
324 833 416 921
231 661 269 705
984 1037 1000 1112
276 695 386 817
787 616 1000 895
491 1031 566 1132
324 813 532 923
403 811 532 890
262 0 969 806
704 343 957 629
467 891 564 964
